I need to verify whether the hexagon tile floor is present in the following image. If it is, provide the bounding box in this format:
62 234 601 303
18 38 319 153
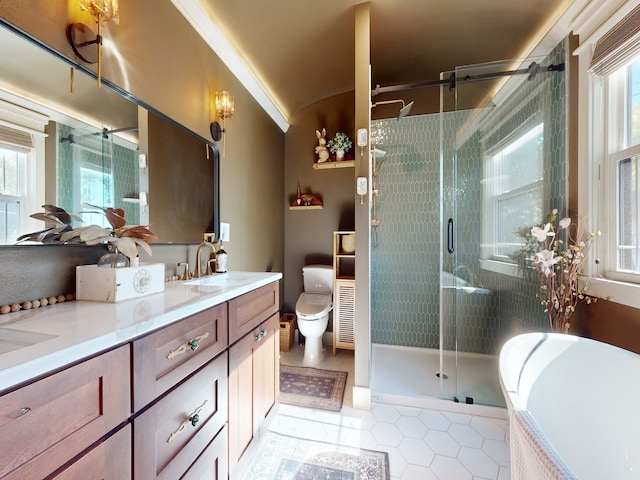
276 342 511 480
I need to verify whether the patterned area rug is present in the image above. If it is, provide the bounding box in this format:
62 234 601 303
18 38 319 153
280 365 347 412
245 432 390 480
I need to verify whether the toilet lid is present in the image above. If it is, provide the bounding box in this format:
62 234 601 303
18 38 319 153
296 293 332 318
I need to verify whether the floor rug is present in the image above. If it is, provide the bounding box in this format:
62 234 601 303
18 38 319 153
280 365 347 411
244 432 390 480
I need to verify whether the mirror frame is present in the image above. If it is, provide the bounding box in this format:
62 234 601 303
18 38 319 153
0 18 220 245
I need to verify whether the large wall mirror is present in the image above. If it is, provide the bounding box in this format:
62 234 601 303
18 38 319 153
0 19 219 245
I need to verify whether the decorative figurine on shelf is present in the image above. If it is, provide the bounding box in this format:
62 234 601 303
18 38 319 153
315 128 330 163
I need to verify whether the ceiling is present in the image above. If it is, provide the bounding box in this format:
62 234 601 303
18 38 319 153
194 0 574 121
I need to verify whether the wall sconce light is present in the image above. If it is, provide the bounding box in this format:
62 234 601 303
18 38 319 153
210 90 234 155
66 0 120 88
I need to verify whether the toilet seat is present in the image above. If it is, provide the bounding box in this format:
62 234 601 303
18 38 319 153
295 293 332 320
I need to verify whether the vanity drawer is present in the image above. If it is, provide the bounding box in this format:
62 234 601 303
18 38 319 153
132 302 228 411
228 281 279 344
133 352 228 480
50 424 132 479
0 345 130 480
182 425 228 480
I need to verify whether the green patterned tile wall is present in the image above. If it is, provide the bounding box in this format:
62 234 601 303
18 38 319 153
371 40 567 353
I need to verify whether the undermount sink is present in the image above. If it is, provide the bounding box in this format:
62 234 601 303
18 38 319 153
0 328 57 355
184 272 230 286
184 272 258 287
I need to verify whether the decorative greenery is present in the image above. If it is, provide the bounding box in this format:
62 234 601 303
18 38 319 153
327 132 353 154
19 204 157 262
62 203 157 261
528 209 600 333
17 204 83 244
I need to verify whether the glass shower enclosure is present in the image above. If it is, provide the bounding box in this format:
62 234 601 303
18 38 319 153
57 123 140 227
370 41 567 408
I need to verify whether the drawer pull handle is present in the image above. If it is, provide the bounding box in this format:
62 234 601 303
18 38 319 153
255 328 268 341
190 413 199 426
167 332 210 359
167 400 208 443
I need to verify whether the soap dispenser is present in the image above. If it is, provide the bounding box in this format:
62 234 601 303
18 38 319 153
215 243 227 273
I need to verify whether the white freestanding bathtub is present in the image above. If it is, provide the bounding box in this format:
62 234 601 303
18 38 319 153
500 332 640 479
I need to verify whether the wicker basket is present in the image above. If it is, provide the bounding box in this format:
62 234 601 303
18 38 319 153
279 313 296 351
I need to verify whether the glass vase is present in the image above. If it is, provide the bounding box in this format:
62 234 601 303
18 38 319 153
98 250 130 268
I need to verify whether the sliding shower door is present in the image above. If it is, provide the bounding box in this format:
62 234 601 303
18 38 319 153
57 123 140 225
440 46 568 407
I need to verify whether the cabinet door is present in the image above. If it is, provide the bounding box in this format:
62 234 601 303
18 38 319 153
334 279 356 354
133 303 228 411
50 424 132 480
0 345 130 480
133 352 228 480
228 313 279 472
253 313 279 427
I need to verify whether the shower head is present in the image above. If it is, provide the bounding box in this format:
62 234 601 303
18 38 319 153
371 99 414 119
398 101 414 119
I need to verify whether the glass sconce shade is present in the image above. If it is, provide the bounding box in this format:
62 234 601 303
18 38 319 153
79 0 120 24
215 91 234 119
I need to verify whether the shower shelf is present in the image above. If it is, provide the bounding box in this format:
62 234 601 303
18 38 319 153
312 160 355 170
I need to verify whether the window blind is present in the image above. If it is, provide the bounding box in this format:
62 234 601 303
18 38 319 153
590 3 640 76
0 124 33 154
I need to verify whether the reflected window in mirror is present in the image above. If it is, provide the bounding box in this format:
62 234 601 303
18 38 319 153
0 143 25 244
0 102 46 244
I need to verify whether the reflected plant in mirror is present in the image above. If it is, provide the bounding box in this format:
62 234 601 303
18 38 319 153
19 203 157 267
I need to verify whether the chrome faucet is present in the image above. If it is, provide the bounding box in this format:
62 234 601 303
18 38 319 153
194 241 217 278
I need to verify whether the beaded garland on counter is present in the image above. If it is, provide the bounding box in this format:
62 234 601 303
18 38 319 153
1 273 189 315
0 293 76 315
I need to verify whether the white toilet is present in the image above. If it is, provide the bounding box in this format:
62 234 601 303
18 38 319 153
295 264 333 365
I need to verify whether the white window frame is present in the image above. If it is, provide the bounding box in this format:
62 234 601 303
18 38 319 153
574 0 640 309
482 122 545 263
0 97 48 243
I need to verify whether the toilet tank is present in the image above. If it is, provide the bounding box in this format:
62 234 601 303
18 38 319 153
302 265 334 294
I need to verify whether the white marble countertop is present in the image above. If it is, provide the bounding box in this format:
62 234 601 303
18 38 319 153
0 271 282 393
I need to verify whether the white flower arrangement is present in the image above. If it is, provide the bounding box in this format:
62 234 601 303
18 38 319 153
327 132 353 154
529 209 600 333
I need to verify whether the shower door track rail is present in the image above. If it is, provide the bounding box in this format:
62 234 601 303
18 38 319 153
371 62 565 96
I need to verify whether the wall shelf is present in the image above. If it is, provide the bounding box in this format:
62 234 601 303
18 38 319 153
289 205 323 210
313 160 355 170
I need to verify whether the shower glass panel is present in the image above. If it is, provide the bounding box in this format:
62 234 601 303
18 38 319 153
441 44 568 407
58 123 140 226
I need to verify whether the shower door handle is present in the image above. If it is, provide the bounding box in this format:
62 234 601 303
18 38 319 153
447 218 454 254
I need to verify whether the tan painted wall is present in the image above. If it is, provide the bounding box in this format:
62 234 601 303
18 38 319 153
283 92 355 313
0 0 285 276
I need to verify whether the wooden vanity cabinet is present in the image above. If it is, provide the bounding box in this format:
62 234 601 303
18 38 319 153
0 280 280 480
0 345 130 480
228 311 280 474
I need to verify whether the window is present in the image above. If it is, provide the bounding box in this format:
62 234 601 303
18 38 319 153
0 135 32 245
483 123 545 260
602 55 640 282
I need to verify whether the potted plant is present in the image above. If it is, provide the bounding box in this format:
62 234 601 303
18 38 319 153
327 132 353 160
